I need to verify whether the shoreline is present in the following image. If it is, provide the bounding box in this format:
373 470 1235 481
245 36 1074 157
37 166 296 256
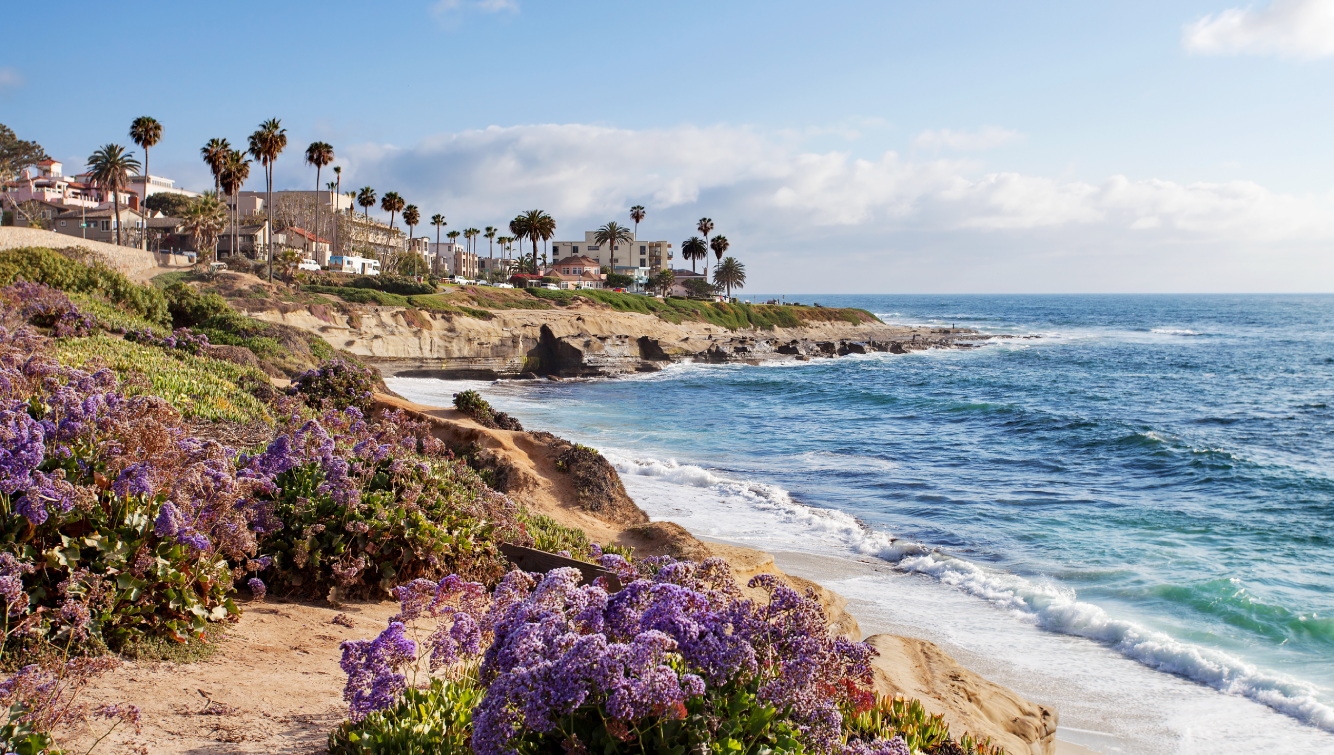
372 392 1064 755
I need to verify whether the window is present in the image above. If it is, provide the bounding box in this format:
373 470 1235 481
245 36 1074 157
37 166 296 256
59 220 66 227
572 246 579 252
640 245 646 252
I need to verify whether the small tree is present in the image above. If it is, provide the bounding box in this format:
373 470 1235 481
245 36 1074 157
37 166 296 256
683 278 717 298
713 256 746 299
651 268 675 297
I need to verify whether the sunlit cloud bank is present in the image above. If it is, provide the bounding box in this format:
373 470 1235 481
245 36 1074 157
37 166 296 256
291 123 1334 292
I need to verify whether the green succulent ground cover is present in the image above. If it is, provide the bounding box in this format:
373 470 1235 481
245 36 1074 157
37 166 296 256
53 335 273 424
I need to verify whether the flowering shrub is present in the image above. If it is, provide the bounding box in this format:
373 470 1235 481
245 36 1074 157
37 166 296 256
244 407 525 598
0 281 98 337
336 558 915 755
124 326 211 356
0 247 169 326
0 328 260 646
290 359 378 413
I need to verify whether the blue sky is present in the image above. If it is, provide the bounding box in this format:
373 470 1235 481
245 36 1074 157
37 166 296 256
5 0 1334 292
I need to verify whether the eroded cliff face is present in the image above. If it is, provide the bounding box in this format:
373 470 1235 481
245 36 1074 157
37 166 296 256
244 301 995 378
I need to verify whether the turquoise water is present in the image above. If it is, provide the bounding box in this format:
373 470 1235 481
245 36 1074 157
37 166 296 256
390 294 1334 753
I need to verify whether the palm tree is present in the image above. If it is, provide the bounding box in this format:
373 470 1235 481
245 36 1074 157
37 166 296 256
519 210 555 271
484 226 497 264
328 167 338 256
696 217 714 280
129 117 162 248
381 191 404 233
681 236 707 273
594 221 634 267
509 215 529 265
403 204 420 252
710 235 729 269
86 144 141 247
630 205 645 238
464 227 479 254
447 230 461 245
358 186 376 220
200 138 231 194
182 192 228 262
304 141 334 261
432 213 447 258
713 256 746 300
219 150 252 258
247 118 286 280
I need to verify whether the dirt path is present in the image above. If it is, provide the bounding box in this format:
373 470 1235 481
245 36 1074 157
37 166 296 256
70 599 398 755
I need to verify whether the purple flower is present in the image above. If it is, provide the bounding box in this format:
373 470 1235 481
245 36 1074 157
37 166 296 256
248 578 266 601
112 462 155 499
154 502 183 537
340 622 417 721
0 406 44 496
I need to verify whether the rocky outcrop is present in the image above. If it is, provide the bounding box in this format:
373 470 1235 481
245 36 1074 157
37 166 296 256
246 302 997 379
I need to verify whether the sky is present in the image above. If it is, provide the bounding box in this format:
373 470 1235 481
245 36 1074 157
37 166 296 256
4 0 1334 293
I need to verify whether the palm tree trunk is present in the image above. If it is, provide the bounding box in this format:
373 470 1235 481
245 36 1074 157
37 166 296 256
313 167 322 267
112 189 122 247
142 148 149 250
267 162 274 282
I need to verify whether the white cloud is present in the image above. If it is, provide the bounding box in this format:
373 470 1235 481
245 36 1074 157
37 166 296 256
323 123 1334 292
913 126 1021 151
431 0 517 19
1184 0 1334 58
0 67 23 90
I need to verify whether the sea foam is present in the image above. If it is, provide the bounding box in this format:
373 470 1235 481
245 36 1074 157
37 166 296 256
605 451 1334 732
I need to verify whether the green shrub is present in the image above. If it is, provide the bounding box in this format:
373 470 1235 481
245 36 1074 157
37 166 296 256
67 292 168 336
519 511 632 561
348 275 436 296
163 281 229 327
306 285 410 306
0 247 169 326
451 390 522 431
844 694 1006 755
328 676 482 755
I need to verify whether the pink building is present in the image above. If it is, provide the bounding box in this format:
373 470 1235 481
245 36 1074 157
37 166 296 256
3 160 137 212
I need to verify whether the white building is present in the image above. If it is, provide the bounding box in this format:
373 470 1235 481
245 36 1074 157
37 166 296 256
126 175 200 202
549 232 673 273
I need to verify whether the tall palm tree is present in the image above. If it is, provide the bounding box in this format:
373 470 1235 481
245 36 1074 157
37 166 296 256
200 138 230 194
128 117 162 248
594 221 634 267
357 187 376 220
484 226 497 264
381 191 404 232
182 192 227 262
710 235 729 270
304 141 334 260
681 236 707 273
403 205 420 262
247 118 286 280
219 150 252 258
518 210 555 271
713 257 746 300
333 165 342 255
630 205 645 238
696 217 714 280
86 144 141 247
509 215 529 265
431 213 447 258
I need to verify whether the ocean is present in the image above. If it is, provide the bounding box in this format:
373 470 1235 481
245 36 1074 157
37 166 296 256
387 294 1334 754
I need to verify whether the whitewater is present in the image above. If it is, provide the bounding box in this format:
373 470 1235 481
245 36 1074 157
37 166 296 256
388 293 1334 755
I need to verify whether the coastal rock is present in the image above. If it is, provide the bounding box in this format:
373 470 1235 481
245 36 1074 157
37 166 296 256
866 634 1059 755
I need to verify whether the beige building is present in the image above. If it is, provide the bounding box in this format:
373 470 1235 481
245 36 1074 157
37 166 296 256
550 232 673 272
53 206 145 245
126 175 200 202
286 227 332 262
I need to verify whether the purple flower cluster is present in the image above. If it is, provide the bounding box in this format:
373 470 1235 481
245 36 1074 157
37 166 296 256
0 281 97 337
342 556 880 755
125 327 211 355
288 358 377 412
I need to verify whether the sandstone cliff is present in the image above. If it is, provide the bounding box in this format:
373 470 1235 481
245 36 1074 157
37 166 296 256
244 299 994 378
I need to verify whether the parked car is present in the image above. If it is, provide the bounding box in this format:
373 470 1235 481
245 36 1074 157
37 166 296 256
542 284 560 290
297 259 320 271
493 283 514 289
